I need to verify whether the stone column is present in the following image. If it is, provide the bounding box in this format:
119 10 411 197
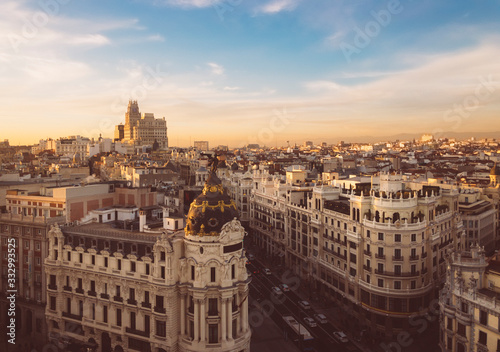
200 300 206 342
194 299 199 342
236 294 241 335
180 294 186 336
241 294 248 332
221 298 227 342
227 298 233 340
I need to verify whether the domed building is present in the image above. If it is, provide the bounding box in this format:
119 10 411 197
44 161 251 352
179 169 251 352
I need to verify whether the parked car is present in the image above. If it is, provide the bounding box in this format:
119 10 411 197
313 313 328 324
303 317 317 328
263 268 272 275
247 253 255 261
271 286 283 296
333 331 349 343
298 300 311 310
279 283 290 292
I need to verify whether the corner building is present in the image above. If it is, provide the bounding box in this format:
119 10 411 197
44 170 251 351
246 170 462 339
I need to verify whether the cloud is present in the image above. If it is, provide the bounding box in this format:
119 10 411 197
207 62 224 75
152 0 223 8
146 34 165 42
257 0 301 14
71 34 110 46
224 86 240 91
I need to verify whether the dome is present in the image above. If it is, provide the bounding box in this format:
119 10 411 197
185 171 238 237
490 163 500 176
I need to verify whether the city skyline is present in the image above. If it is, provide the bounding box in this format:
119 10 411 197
1 0 500 147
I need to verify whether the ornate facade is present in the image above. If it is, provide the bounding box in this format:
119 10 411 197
44 167 250 351
439 245 500 352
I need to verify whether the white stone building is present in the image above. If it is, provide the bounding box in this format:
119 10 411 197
44 168 251 352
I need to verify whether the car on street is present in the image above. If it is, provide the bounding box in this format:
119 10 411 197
298 300 311 310
333 331 349 343
271 286 283 296
303 317 317 328
313 313 328 324
279 283 290 292
247 253 255 261
263 268 272 275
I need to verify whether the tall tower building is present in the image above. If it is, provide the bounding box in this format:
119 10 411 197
124 100 141 141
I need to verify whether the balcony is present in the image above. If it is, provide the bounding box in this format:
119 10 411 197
409 255 420 261
141 302 152 309
375 269 420 277
63 286 72 292
364 250 372 256
62 312 83 321
113 296 123 303
392 256 404 262
88 291 97 297
125 327 150 338
363 265 372 272
100 293 110 299
422 268 428 274
422 252 428 258
126 299 137 306
48 284 57 291
75 288 84 294
154 306 166 314
375 253 386 260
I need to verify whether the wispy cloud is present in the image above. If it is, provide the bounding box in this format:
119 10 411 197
257 0 301 14
152 0 222 8
207 62 224 75
224 86 240 91
71 34 111 46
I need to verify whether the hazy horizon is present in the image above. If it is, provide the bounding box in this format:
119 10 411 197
1 0 500 147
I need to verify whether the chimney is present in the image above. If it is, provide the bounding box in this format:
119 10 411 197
139 210 146 232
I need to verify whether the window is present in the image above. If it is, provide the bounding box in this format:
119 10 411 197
394 234 401 242
116 285 121 297
79 253 83 263
209 324 218 343
378 232 384 241
35 241 40 250
211 267 216 282
366 230 370 238
394 265 401 275
231 264 235 279
478 330 487 345
394 249 401 259
130 261 136 272
50 296 56 310
67 252 71 261
25 241 29 249
117 259 121 270
104 257 108 267
394 281 401 290
208 298 218 316
378 279 384 288
411 233 417 242
103 306 108 323
130 312 136 330
116 309 122 326
191 265 195 280
78 278 83 289
91 255 95 265
156 320 166 337
378 263 384 273
480 310 488 325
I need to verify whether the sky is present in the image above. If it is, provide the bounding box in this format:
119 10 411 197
1 0 500 148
